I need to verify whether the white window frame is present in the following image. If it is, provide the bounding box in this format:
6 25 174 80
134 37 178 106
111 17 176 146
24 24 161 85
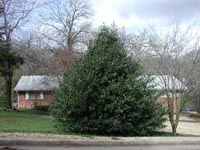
25 91 44 100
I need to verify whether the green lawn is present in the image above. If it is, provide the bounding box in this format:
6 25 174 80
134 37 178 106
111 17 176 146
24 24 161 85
0 111 198 137
0 111 59 134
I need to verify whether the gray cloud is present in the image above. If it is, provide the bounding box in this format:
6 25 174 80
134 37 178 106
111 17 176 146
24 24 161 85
118 0 200 20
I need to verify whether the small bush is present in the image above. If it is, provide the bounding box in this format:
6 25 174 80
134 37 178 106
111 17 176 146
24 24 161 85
34 105 49 112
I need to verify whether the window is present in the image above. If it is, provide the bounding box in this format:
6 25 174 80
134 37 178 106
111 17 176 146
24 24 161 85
25 92 44 100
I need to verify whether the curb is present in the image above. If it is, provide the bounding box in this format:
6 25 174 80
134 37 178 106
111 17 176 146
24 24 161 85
1 137 200 146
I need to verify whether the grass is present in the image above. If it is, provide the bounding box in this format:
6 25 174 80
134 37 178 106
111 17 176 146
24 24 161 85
0 110 59 134
0 110 96 138
0 110 169 137
0 110 199 137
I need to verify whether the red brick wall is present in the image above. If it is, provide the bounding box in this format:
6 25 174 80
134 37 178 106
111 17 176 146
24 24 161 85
17 91 179 112
157 97 177 113
17 91 54 109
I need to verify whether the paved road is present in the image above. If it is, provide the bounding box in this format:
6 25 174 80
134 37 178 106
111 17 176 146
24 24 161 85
2 145 200 150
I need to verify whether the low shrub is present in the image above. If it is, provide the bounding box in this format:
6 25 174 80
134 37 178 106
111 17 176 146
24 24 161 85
34 105 49 112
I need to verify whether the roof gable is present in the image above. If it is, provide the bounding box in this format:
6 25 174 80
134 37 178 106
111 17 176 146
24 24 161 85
140 75 187 91
15 75 187 92
14 76 60 92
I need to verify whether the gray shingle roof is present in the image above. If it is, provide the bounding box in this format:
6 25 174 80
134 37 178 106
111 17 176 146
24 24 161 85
14 75 186 92
14 76 60 92
141 75 187 91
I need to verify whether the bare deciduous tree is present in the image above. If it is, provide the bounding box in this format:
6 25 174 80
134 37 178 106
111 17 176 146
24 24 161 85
0 0 36 42
39 0 92 73
145 24 200 135
0 0 36 108
122 23 200 135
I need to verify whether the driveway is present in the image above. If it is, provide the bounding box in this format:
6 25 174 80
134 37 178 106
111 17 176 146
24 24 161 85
161 115 200 136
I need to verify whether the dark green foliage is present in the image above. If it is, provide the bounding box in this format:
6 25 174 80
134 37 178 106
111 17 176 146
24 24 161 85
34 105 50 112
0 50 23 76
51 26 166 136
0 78 7 108
0 91 7 108
0 42 23 108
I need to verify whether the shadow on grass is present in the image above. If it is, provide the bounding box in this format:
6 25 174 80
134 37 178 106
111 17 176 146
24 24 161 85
17 109 49 115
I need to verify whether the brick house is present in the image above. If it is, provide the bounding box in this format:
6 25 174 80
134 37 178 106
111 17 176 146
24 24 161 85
149 75 187 112
14 76 60 109
14 75 186 110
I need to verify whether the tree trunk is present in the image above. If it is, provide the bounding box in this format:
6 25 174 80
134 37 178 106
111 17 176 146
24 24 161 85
197 94 200 113
168 92 178 136
5 72 13 109
172 124 177 136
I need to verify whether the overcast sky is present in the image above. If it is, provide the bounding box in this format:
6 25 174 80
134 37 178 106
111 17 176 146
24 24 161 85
92 0 200 29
